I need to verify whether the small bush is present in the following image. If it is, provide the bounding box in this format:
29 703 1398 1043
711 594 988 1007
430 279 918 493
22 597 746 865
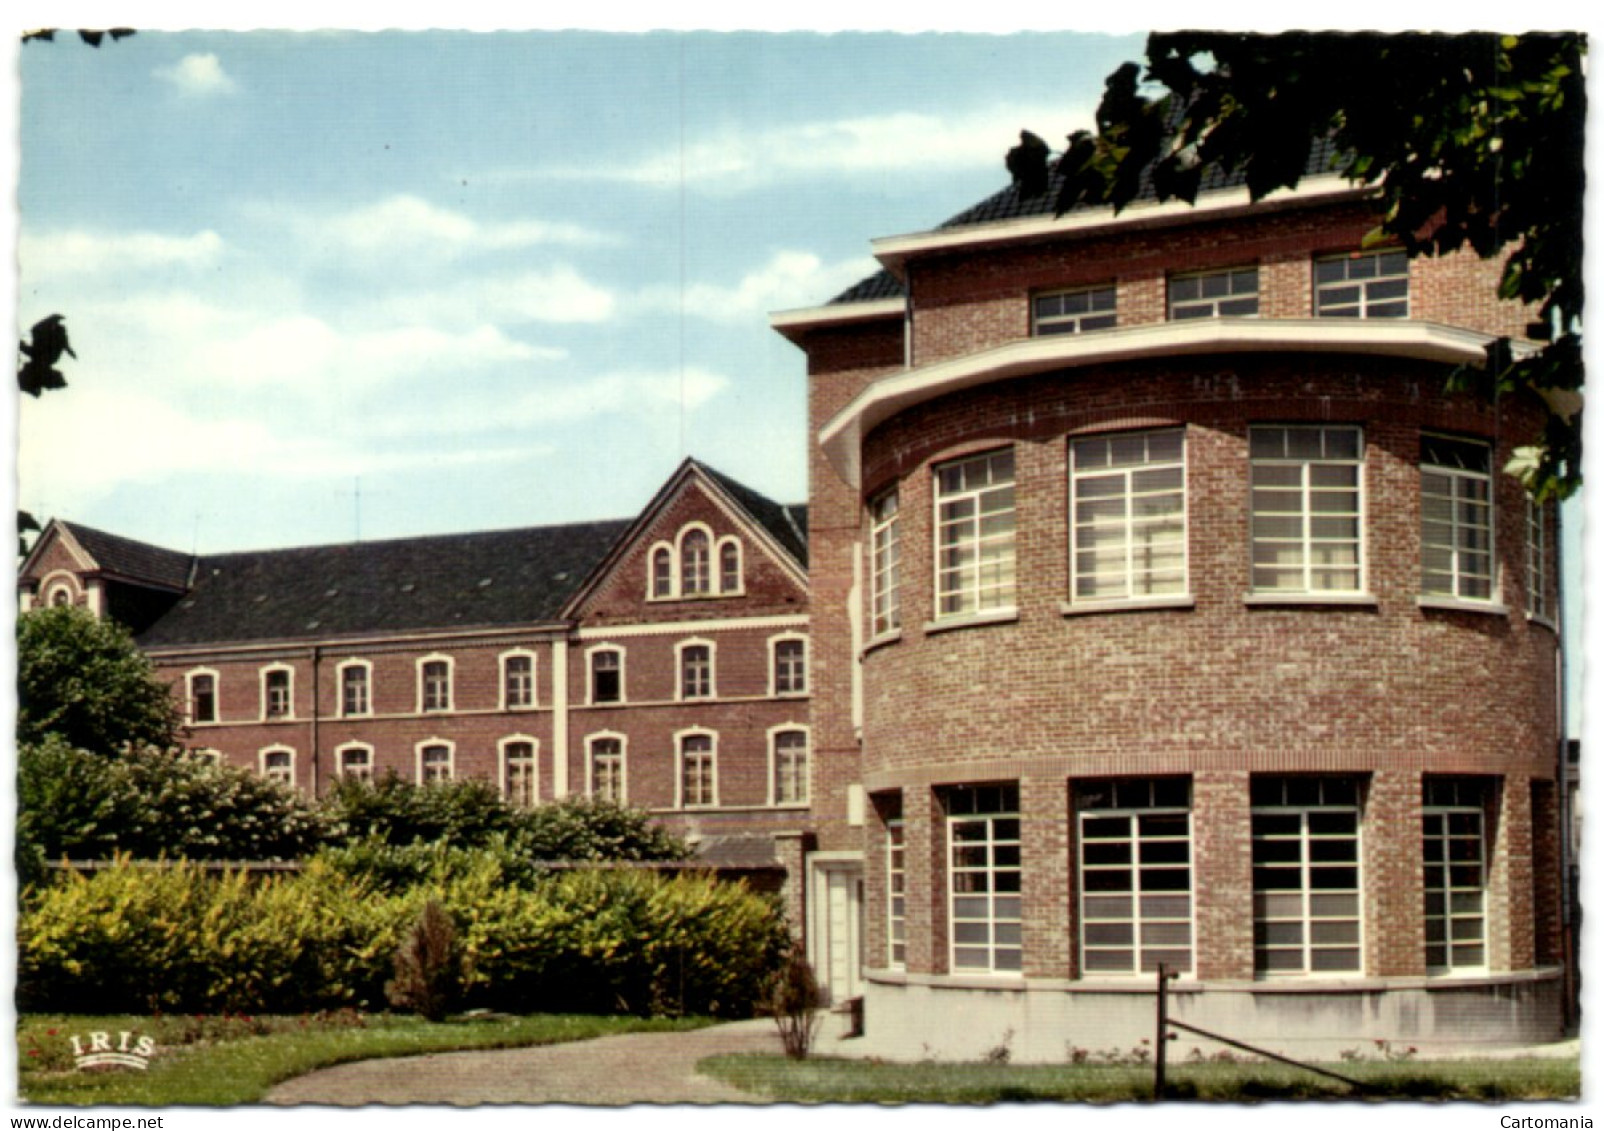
387 899 460 1022
765 944 823 1059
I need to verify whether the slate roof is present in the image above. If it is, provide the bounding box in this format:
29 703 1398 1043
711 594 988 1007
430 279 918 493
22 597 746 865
693 460 809 568
136 520 632 649
62 520 194 591
828 134 1345 307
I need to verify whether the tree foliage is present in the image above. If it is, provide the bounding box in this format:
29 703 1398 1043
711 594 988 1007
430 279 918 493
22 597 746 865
1052 31 1585 500
16 605 184 754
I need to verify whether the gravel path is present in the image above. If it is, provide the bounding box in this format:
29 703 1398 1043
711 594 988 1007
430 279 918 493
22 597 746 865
263 1019 783 1106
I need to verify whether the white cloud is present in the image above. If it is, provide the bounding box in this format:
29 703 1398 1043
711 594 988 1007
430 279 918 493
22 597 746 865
295 195 614 259
153 53 237 97
642 250 879 323
20 228 225 281
541 102 1098 191
370 267 617 327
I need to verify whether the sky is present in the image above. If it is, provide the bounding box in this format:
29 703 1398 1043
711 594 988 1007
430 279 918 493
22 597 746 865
14 27 1147 554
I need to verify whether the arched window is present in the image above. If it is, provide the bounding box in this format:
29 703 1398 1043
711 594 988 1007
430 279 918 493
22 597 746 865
718 539 742 593
501 738 537 808
651 546 674 599
681 529 711 596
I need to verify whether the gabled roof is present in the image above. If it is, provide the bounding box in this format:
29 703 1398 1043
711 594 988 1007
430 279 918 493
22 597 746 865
137 520 632 649
51 520 195 590
692 460 808 568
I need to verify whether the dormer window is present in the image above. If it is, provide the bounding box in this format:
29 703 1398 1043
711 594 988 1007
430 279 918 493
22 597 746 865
647 526 744 599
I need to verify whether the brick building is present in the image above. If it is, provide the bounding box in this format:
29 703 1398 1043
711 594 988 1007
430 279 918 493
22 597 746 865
18 458 814 904
771 167 1566 1055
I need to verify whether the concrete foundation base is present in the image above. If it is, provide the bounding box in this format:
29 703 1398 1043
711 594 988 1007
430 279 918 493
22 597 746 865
853 968 1567 1063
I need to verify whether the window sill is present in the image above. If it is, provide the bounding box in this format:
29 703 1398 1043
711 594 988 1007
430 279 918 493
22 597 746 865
1060 595 1195 617
1417 595 1509 617
862 629 903 656
1527 613 1559 633
1242 592 1378 608
923 608 1019 635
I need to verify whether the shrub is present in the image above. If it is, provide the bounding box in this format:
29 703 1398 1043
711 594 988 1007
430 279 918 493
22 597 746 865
511 796 690 862
322 774 518 848
386 899 461 1022
765 944 823 1059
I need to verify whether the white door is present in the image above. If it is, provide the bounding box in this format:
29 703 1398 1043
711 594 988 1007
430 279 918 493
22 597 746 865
808 858 863 1005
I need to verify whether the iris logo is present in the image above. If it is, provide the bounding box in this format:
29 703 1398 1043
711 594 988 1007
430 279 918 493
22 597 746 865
70 1030 155 1071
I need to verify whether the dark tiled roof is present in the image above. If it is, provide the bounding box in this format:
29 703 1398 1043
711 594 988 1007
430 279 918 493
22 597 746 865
692 461 809 568
828 134 1345 306
692 834 782 870
63 521 194 590
137 520 631 648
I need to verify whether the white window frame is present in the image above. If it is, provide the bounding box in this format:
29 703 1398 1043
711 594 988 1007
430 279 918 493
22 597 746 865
1249 425 1366 596
1314 249 1409 318
1077 779 1194 977
259 746 296 787
933 448 1017 620
1421 433 1496 603
1033 284 1117 335
1250 777 1364 977
260 664 294 721
676 728 719 809
1423 778 1490 975
500 650 538 710
500 736 539 808
588 644 626 705
770 633 808 697
336 742 374 782
869 487 901 637
186 667 220 725
676 638 717 701
649 542 675 600
717 536 744 595
337 659 372 718
1527 496 1551 620
1168 266 1259 320
1069 428 1189 604
767 725 810 807
946 783 1023 975
415 739 456 785
678 523 714 598
587 732 627 804
887 813 907 970
416 654 454 714
192 748 222 769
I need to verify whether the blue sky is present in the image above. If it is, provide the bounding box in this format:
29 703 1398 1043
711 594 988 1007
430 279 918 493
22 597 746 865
15 27 1146 553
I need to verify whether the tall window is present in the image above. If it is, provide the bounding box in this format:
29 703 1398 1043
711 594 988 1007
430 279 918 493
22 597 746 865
1527 497 1550 619
1169 267 1259 319
680 643 713 700
719 539 742 593
771 729 808 805
261 748 294 786
934 449 1017 618
503 740 537 808
1077 779 1193 975
420 659 451 712
189 672 217 724
1314 250 1409 318
870 489 901 636
338 745 373 782
419 743 453 785
947 784 1022 973
340 664 370 717
1250 425 1364 594
887 810 907 969
1033 285 1116 335
651 546 673 598
590 736 624 803
1423 778 1489 973
1251 777 1363 975
503 654 535 709
681 529 711 596
1070 429 1187 602
263 668 292 719
1421 434 1494 601
591 648 622 704
680 733 716 808
773 638 807 696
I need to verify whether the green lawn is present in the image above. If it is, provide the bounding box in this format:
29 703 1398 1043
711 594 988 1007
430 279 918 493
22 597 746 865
17 1011 710 1106
699 1052 1581 1104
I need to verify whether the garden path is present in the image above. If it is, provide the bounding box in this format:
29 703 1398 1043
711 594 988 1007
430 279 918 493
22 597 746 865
263 1018 785 1106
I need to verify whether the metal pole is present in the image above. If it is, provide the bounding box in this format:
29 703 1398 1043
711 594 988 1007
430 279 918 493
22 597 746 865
1154 963 1169 1100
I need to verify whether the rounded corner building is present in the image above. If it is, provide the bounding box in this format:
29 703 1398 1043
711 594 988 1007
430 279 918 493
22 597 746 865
771 158 1568 1059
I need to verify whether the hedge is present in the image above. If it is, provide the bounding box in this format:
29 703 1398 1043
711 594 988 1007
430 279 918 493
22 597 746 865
18 854 788 1018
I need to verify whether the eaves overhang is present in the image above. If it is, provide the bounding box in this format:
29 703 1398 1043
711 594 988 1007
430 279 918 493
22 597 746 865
770 297 905 344
819 318 1503 488
871 176 1371 280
